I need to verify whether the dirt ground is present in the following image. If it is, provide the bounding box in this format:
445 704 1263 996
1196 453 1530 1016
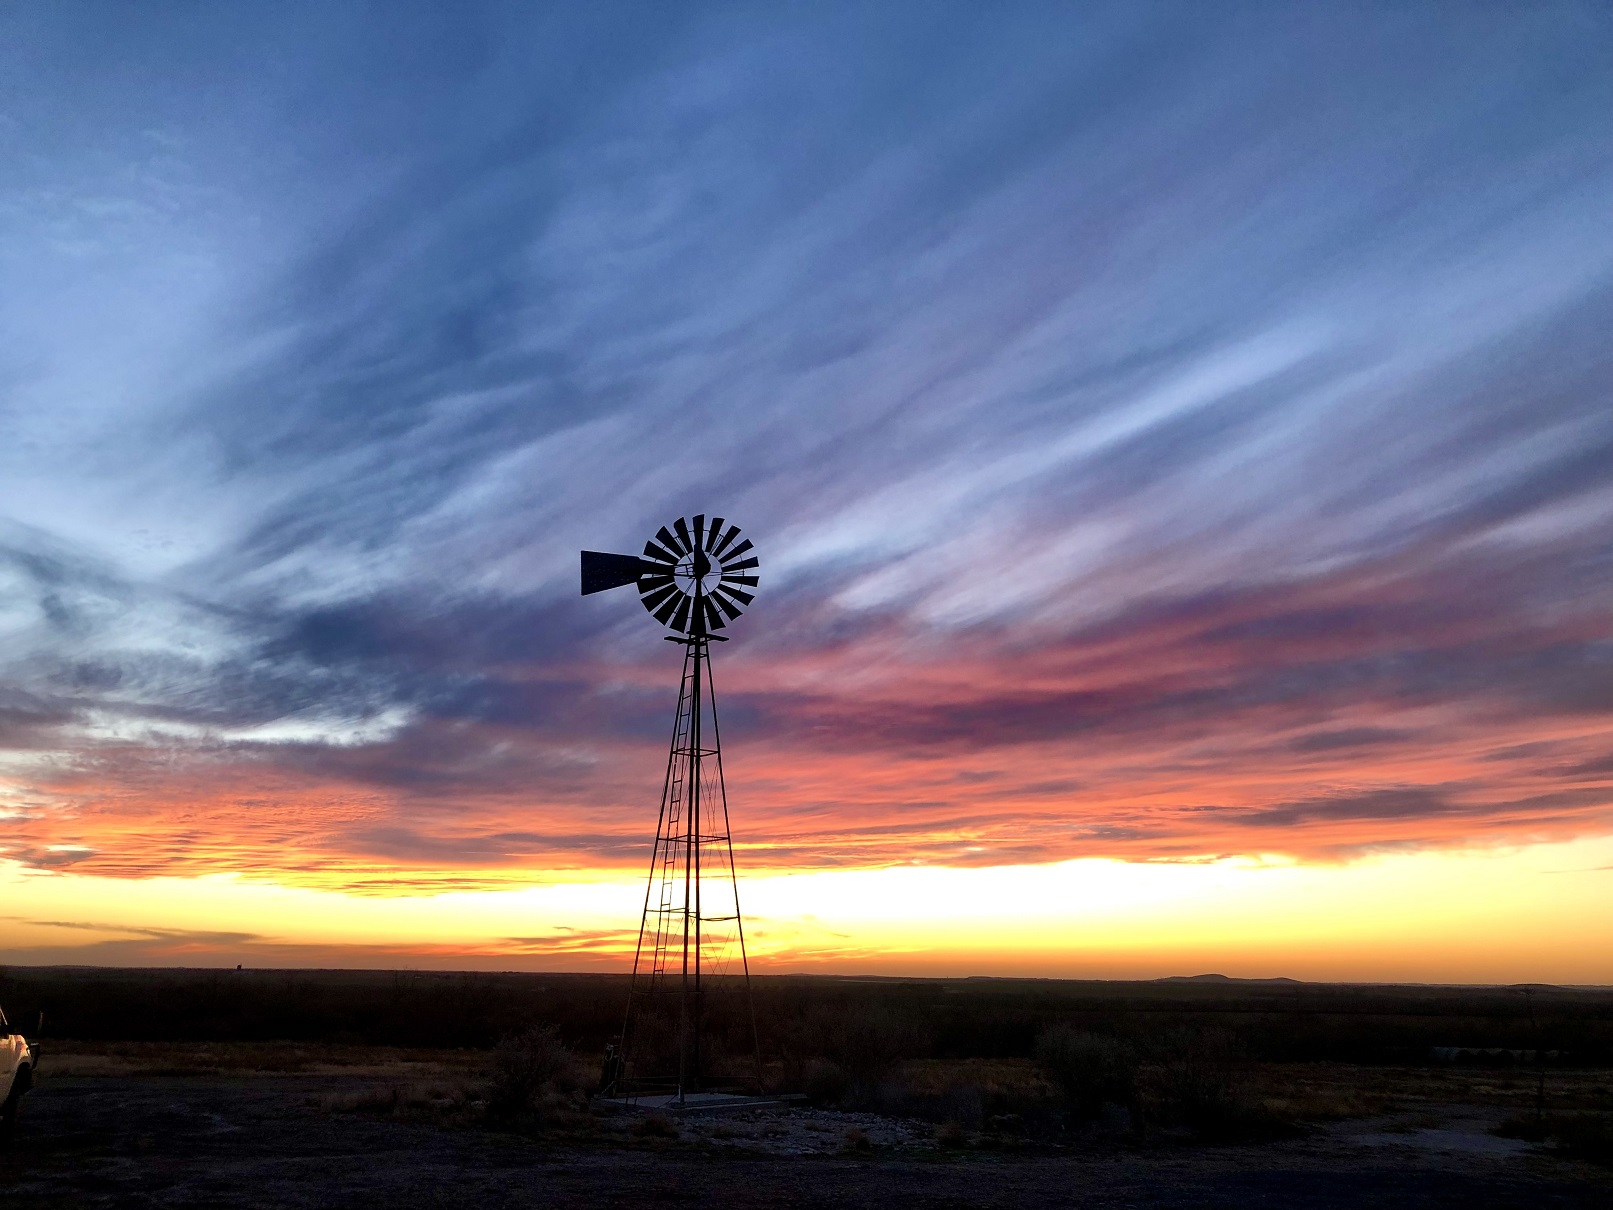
3 1045 1609 1209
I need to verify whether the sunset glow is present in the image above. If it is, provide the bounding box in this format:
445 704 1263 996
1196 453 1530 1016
6 834 1612 983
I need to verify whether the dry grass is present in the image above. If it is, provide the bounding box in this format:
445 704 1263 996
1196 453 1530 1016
317 1078 483 1120
38 1040 490 1080
1239 1065 1399 1122
1242 1063 1613 1119
895 1057 1057 1101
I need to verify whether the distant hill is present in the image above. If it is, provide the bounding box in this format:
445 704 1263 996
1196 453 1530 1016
1158 973 1304 984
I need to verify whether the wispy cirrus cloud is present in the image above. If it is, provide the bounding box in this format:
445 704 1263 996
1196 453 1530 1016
0 4 1610 892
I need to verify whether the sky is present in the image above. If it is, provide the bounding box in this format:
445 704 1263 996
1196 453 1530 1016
2 3 1612 982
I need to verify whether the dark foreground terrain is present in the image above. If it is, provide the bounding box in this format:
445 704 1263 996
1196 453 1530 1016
3 1052 1609 1209
1 969 1610 1207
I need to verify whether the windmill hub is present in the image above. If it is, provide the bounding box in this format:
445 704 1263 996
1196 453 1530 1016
682 548 713 585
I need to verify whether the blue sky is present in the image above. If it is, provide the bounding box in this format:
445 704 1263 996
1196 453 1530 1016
2 3 1612 901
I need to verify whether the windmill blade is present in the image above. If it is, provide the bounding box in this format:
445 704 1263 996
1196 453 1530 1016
721 537 754 563
701 596 726 630
670 594 692 633
581 551 662 595
711 524 741 556
654 590 686 626
716 583 754 606
673 517 694 554
692 514 706 551
703 517 726 550
640 583 679 613
721 573 759 587
643 539 678 565
723 556 759 572
656 525 687 556
712 591 744 620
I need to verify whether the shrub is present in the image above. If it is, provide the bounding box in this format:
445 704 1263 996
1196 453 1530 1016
1550 1113 1613 1167
831 1006 918 1100
1494 1114 1548 1143
1151 1027 1237 1127
486 1024 574 1121
1497 1111 1613 1166
1145 1028 1300 1142
803 1058 852 1106
633 1112 679 1139
1035 1026 1138 1121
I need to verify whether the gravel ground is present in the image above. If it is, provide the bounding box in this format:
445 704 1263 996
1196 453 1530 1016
671 1105 933 1155
2 1073 1609 1209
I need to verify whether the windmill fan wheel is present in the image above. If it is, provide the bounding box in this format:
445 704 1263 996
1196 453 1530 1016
638 515 758 634
578 514 759 636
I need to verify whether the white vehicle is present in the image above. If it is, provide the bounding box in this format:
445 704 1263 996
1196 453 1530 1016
1 1005 38 1136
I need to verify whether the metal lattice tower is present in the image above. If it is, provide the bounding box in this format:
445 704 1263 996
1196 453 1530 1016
580 515 761 1103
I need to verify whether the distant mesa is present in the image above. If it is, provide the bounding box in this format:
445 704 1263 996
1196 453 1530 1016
1158 973 1303 984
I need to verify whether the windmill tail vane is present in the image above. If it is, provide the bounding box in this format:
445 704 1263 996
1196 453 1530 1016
580 514 762 1105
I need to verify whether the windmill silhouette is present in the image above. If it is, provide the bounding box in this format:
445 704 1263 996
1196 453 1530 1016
582 515 762 1105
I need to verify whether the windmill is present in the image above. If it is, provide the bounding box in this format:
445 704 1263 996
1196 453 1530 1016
581 514 761 1105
